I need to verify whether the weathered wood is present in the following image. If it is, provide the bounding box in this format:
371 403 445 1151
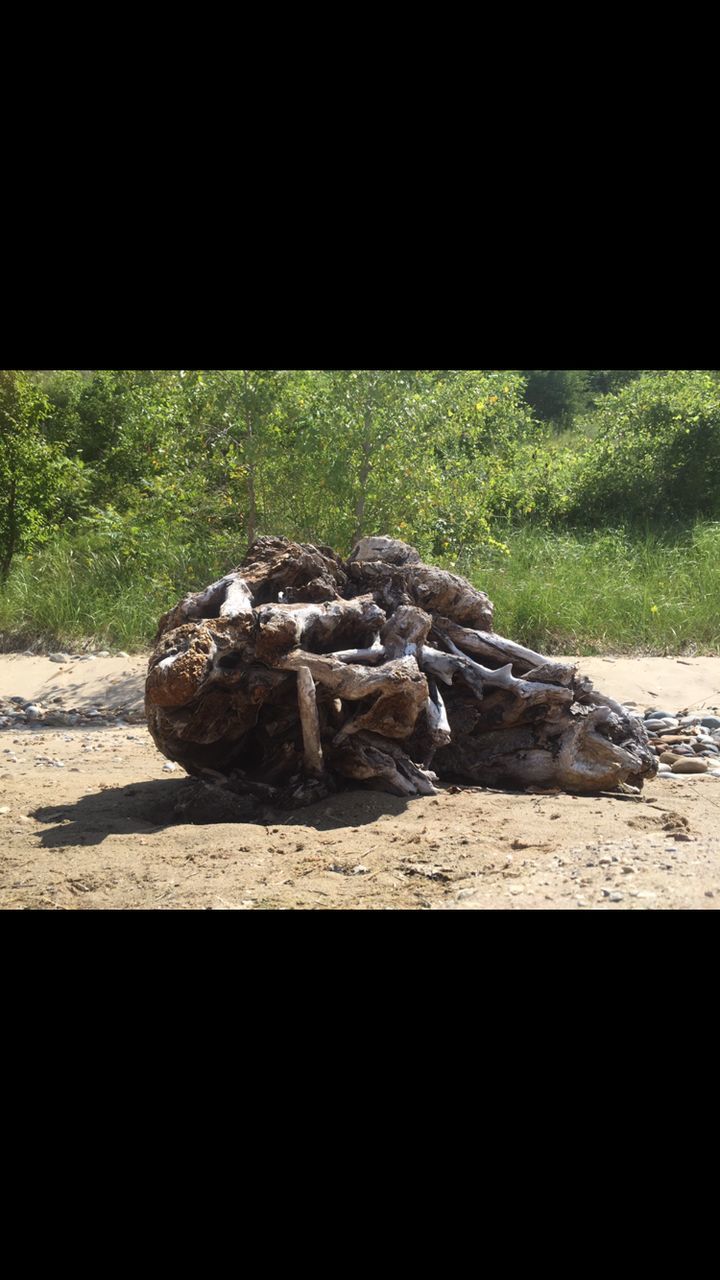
275 649 429 742
430 617 551 673
296 665 324 777
421 644 574 707
255 595 385 664
426 678 452 747
146 534 657 804
348 536 494 628
330 732 439 797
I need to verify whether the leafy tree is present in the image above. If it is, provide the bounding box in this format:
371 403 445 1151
0 371 81 581
569 370 720 523
174 370 294 544
281 370 537 558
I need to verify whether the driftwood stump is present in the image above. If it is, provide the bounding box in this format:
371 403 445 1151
145 536 657 805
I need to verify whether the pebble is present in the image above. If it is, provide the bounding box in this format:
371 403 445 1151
162 762 179 772
24 705 44 720
0 805 10 815
48 653 70 663
671 758 708 774
97 650 110 658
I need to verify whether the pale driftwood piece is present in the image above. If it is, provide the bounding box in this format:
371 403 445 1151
332 646 387 665
426 679 452 747
219 577 254 619
350 536 422 566
296 665 324 777
430 617 550 673
275 649 428 743
156 574 255 640
421 644 574 707
255 595 385 664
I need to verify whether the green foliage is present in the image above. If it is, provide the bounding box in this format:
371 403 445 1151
6 367 720 654
569 370 720 523
0 371 84 582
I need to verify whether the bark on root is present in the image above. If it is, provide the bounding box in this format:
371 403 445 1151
146 535 657 806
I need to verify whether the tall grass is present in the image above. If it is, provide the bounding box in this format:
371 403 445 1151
3 522 720 656
0 529 248 653
464 522 720 654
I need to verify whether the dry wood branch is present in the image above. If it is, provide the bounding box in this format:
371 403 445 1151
296 665 324 777
430 618 551 673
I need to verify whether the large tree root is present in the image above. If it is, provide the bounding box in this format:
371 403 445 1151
146 535 657 806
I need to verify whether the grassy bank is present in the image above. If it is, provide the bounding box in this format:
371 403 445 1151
466 522 720 654
2 522 720 656
0 530 244 653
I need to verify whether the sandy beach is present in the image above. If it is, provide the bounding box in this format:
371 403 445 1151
2 651 720 909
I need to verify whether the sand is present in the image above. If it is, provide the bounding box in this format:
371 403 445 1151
2 652 720 910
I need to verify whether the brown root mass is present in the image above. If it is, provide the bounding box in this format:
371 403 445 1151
146 536 657 805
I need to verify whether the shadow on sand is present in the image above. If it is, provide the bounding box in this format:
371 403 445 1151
30 777 415 849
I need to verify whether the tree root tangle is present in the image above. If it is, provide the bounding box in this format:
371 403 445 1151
145 536 657 806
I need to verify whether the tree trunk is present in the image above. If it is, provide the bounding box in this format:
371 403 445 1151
244 370 258 545
353 388 374 544
1 476 18 583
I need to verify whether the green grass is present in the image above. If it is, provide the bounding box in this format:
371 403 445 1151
3 521 720 656
0 529 247 653
464 522 720 654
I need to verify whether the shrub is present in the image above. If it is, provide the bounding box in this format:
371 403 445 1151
568 371 720 524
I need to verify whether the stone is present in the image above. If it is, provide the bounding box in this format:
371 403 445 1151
700 716 720 729
24 705 44 720
48 653 70 663
671 758 709 774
